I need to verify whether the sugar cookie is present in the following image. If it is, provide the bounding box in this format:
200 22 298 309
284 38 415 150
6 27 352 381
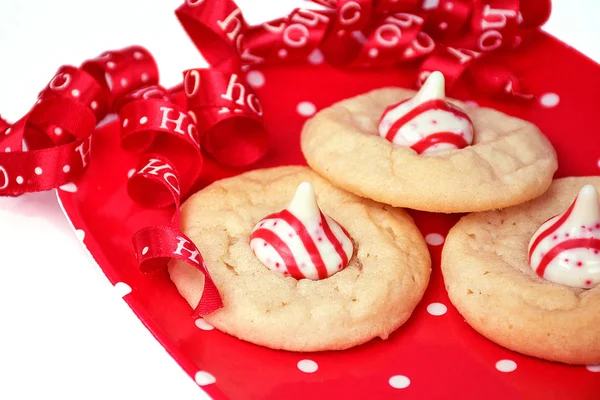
168 166 431 351
442 177 600 364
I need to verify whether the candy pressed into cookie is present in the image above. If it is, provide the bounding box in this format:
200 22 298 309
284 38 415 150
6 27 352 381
301 72 558 213
168 166 431 352
442 177 600 364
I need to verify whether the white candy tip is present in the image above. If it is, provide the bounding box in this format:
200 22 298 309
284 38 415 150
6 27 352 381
287 182 320 219
416 71 445 103
579 184 599 199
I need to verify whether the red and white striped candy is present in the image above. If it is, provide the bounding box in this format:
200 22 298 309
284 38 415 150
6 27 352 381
528 184 600 288
378 71 474 154
250 182 353 280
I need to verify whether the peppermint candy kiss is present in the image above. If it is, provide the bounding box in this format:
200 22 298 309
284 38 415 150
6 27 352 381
250 182 353 280
378 71 474 154
528 185 600 288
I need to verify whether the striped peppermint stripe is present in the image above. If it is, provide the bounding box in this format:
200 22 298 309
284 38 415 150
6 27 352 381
250 210 352 280
379 99 473 154
528 188 600 288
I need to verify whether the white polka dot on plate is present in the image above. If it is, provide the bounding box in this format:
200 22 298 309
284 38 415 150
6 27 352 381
133 51 144 60
114 282 132 297
121 78 128 87
586 364 600 372
141 246 149 255
122 118 129 128
278 49 288 58
90 101 98 110
439 22 448 30
496 359 517 372
246 70 265 88
4 147 10 152
308 49 324 65
139 116 148 124
5 127 11 135
59 183 78 193
54 127 63 135
63 165 70 173
141 73 149 83
195 318 215 331
445 2 454 11
75 229 85 241
297 101 316 117
427 302 447 316
425 233 444 246
368 48 379 58
34 167 43 175
107 61 116 69
422 0 440 9
389 375 410 389
194 371 216 386
16 176 24 184
539 93 559 108
71 89 80 97
297 359 318 373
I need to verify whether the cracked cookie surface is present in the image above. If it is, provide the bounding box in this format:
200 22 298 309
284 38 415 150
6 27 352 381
442 177 600 364
301 88 558 213
168 166 431 351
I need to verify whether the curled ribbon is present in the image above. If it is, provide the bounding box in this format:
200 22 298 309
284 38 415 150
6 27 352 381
177 0 551 97
0 0 552 315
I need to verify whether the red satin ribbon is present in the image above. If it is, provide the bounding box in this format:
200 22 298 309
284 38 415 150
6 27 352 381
0 0 552 316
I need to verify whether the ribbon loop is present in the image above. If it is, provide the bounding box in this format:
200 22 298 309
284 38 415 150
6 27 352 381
175 0 247 67
185 68 268 167
81 46 159 108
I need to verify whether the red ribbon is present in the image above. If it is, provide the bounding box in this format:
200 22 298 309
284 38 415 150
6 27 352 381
0 0 552 315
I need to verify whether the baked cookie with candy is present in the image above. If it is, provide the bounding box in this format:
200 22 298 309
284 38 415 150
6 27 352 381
301 72 558 213
168 166 431 351
442 177 600 364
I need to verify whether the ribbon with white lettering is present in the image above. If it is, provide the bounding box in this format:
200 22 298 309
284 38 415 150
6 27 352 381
176 0 551 98
0 0 554 316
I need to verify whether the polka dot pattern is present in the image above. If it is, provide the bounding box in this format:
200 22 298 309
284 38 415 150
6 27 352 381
495 360 517 373
389 375 411 389
297 359 318 373
195 371 216 386
247 70 265 88
63 165 70 173
586 364 600 372
195 318 215 331
34 167 43 175
427 302 447 316
59 183 78 193
297 101 316 117
141 246 149 255
308 49 324 65
75 229 85 241
540 93 560 108
114 282 132 297
425 233 444 246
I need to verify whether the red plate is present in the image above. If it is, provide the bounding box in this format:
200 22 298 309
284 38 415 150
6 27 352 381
57 31 600 399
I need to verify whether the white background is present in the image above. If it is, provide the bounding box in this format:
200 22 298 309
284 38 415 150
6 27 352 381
0 1 599 399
